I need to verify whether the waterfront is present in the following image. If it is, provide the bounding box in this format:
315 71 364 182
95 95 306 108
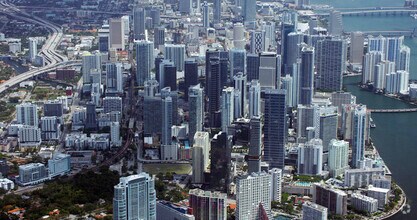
310 0 417 218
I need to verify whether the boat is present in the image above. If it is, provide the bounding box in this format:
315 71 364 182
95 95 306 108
410 13 417 19
370 118 376 128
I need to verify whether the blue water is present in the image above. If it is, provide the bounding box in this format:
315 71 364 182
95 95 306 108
311 1 417 219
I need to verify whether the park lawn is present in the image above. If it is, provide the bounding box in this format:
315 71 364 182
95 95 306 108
31 86 65 100
143 163 192 175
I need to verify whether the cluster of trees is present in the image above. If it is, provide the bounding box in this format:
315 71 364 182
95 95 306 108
0 167 119 219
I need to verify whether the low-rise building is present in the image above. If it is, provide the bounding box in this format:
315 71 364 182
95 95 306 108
18 163 48 186
367 185 390 209
0 178 14 191
344 168 384 188
302 202 328 220
48 153 71 177
351 193 378 214
67 150 94 167
156 201 195 220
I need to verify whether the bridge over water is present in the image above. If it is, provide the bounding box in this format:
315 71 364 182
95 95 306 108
369 108 417 113
317 8 417 17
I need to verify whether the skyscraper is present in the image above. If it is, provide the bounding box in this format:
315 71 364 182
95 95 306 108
214 0 221 24
248 80 261 118
329 11 343 36
210 132 232 193
17 103 38 127
188 85 204 143
113 173 156 220
192 132 210 183
135 40 154 86
349 32 365 65
233 72 247 118
103 97 123 113
236 172 272 220
164 44 186 72
154 26 165 49
110 122 121 147
316 106 338 152
269 168 282 202
250 30 266 54
133 7 146 40
246 53 260 82
263 89 287 169
184 59 199 101
202 1 210 28
328 139 349 177
221 87 234 132
189 189 227 220
259 52 281 89
299 46 314 105
161 95 173 146
106 63 123 93
179 0 193 14
28 38 37 62
109 18 125 50
351 105 367 168
82 51 101 84
243 0 256 27
316 38 347 92
297 138 323 176
233 23 246 49
284 32 304 75
85 102 97 130
207 55 222 127
230 49 246 77
362 51 383 84
247 116 262 173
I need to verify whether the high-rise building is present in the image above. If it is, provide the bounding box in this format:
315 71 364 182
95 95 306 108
351 105 367 168
18 163 47 185
296 104 317 141
184 59 199 101
214 0 221 24
233 23 246 49
164 44 185 72
192 132 210 183
385 70 409 94
233 72 247 118
250 30 266 54
81 51 101 84
269 168 282 202
202 1 210 28
316 38 347 92
144 96 162 135
302 202 328 220
110 122 121 147
28 37 37 62
259 52 281 89
150 7 161 27
17 103 38 127
328 139 349 177
210 132 232 193
106 63 123 93
188 85 203 143
247 116 262 173
398 45 410 72
98 25 109 52
261 21 276 49
156 201 195 220
189 189 227 220
317 106 338 151
230 49 246 77
162 96 173 146
243 0 256 27
85 102 97 130
43 100 63 119
41 116 61 141
281 75 294 107
133 7 146 40
263 89 287 169
313 183 347 215
154 26 165 49
299 46 314 105
18 126 42 147
246 53 260 82
374 61 395 90
135 40 154 86
221 87 234 132
297 138 323 176
284 32 304 75
109 18 125 50
349 32 364 65
179 0 193 14
329 11 343 36
351 193 378 214
362 51 384 84
236 172 272 220
248 80 261 118
113 173 156 220
207 55 222 128
103 97 123 114
161 87 179 126
160 62 177 91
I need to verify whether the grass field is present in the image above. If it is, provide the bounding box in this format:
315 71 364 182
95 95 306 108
142 163 192 175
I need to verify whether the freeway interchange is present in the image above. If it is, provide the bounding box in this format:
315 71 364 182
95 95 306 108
0 0 72 94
